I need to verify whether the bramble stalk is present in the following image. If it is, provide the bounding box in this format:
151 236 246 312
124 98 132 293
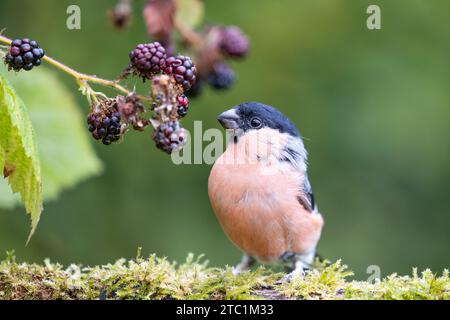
174 20 204 50
0 34 150 102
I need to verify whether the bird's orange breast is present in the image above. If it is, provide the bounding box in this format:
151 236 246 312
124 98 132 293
208 132 323 262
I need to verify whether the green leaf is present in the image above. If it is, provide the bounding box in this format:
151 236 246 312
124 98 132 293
0 71 42 239
0 65 103 238
175 0 204 29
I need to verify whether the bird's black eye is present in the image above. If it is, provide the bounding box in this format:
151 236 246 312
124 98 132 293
250 117 262 129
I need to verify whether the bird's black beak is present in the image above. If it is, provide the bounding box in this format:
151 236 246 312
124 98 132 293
218 109 240 129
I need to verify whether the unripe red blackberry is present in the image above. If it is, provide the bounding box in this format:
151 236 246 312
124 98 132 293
87 100 123 146
177 94 189 107
4 38 45 72
129 42 167 79
207 62 235 90
176 94 189 118
153 121 186 154
220 26 250 58
164 55 197 91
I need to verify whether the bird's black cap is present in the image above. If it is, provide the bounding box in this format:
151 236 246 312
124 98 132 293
218 102 300 137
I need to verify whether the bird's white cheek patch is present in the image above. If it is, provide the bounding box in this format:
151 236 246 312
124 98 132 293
215 128 298 176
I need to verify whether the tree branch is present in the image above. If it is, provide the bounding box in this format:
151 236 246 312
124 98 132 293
0 34 149 102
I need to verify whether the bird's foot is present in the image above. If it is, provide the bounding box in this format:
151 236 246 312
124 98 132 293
232 254 256 276
232 266 243 276
281 268 306 283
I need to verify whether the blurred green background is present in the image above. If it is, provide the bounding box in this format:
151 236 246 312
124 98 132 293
0 0 449 279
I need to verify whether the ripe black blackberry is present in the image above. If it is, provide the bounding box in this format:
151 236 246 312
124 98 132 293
4 38 45 72
129 42 167 79
87 102 123 146
153 121 186 154
220 26 250 58
164 55 197 91
207 63 235 90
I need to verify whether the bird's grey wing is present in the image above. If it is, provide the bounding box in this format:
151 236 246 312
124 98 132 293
281 137 317 213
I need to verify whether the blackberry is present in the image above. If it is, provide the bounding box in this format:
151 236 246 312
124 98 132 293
177 106 189 118
164 55 197 91
153 121 186 154
186 79 204 98
220 26 250 58
207 63 235 90
87 102 123 146
4 38 45 72
129 42 167 79
176 94 189 118
177 94 189 107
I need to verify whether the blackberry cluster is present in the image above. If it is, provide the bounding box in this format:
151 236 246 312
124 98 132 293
220 26 250 58
165 55 197 91
129 42 167 78
87 108 123 146
176 94 189 118
4 39 45 72
185 25 249 98
153 121 186 154
208 63 235 90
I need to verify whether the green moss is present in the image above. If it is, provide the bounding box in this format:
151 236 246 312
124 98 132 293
346 268 450 300
278 259 354 299
0 251 448 300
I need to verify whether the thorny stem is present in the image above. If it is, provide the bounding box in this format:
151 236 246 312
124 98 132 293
0 34 150 102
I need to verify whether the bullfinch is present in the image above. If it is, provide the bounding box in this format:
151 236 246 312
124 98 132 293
208 102 324 278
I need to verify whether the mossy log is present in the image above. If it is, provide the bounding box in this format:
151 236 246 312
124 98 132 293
0 251 448 300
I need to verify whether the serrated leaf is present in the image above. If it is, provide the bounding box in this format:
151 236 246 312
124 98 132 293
0 65 103 239
175 0 204 29
0 72 42 240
